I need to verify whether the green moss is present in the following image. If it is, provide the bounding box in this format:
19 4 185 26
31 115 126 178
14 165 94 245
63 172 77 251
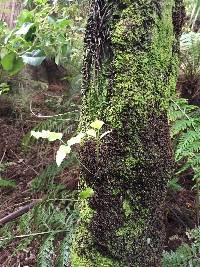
71 0 181 266
71 225 125 267
116 207 148 238
112 188 121 196
106 0 178 129
79 200 94 223
122 199 132 217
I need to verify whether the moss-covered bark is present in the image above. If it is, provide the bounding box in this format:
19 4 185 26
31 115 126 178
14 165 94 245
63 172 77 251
71 1 185 266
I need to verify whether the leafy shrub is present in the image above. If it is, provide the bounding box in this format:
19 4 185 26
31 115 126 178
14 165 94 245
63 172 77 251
0 0 87 75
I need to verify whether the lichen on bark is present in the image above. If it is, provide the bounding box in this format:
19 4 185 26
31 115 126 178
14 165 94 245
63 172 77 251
71 1 184 266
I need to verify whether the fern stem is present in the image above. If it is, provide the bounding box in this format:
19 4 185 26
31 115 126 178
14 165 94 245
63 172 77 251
0 229 69 241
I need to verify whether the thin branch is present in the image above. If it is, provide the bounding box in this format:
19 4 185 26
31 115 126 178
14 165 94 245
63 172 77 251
0 229 69 241
0 200 40 227
0 148 7 165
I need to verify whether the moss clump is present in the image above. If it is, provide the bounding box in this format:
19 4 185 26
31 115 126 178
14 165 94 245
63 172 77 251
122 199 132 218
71 0 184 266
71 225 125 267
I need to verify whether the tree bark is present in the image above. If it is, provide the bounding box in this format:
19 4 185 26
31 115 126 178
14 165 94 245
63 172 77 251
0 0 22 28
71 1 185 266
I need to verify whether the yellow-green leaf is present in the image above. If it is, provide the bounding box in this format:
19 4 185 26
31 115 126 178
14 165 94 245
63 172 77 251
86 129 96 138
80 187 94 199
90 119 104 130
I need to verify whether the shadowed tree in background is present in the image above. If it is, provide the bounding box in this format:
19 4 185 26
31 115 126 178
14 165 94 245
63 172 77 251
71 1 185 266
0 0 22 28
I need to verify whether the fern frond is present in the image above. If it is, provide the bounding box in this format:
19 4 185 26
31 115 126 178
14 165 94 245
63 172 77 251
162 227 200 267
0 222 14 249
162 243 198 267
175 129 200 161
38 234 55 267
31 154 76 192
191 154 200 168
170 118 195 137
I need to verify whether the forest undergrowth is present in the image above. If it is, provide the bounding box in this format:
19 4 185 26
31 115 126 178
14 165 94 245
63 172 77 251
0 0 200 266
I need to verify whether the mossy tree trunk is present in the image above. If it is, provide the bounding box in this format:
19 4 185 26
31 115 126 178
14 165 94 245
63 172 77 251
71 1 185 266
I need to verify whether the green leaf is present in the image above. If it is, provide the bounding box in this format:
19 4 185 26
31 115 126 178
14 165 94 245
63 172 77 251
86 129 96 138
0 178 16 188
56 18 72 28
55 53 61 65
17 9 33 24
1 52 15 71
9 57 24 75
56 145 71 167
90 119 104 130
21 50 46 66
48 132 63 142
167 178 183 191
48 15 56 24
80 187 94 199
15 22 34 35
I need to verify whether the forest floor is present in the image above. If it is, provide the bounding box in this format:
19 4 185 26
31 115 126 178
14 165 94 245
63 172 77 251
0 85 197 266
0 86 80 266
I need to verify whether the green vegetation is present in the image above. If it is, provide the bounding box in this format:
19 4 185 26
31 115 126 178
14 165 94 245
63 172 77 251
1 0 200 266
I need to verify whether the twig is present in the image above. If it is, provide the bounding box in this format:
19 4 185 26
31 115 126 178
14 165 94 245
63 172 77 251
0 148 6 165
0 229 68 241
29 100 71 118
0 200 40 227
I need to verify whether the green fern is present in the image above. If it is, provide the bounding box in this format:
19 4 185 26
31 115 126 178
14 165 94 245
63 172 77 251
38 234 55 267
31 154 76 192
0 222 15 249
164 97 200 265
0 178 16 188
169 98 200 167
162 227 200 267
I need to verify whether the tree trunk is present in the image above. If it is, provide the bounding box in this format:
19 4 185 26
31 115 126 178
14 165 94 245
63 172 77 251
0 0 22 28
71 1 185 267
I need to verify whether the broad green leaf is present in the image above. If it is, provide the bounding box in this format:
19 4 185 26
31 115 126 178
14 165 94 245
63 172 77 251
1 52 15 71
100 130 112 140
80 187 94 199
17 9 33 24
4 29 15 44
86 129 96 138
56 145 71 166
48 132 63 142
21 50 46 66
9 57 24 75
56 18 72 28
90 119 104 130
34 0 48 4
67 132 85 146
15 22 34 35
